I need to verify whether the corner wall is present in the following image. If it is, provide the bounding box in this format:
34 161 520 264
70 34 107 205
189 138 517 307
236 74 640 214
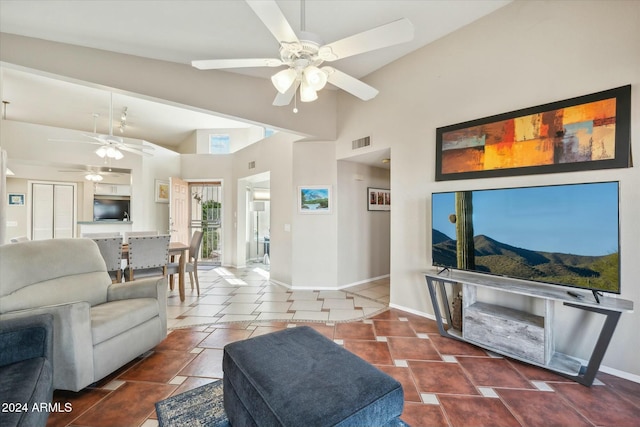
336 0 640 377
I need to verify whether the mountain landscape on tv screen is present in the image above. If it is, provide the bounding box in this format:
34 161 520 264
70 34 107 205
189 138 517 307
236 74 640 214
432 231 619 292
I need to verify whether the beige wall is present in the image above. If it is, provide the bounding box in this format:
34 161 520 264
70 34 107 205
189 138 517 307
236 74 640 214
337 0 640 378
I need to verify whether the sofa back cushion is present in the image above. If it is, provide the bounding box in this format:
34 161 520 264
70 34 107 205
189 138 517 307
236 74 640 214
0 239 112 313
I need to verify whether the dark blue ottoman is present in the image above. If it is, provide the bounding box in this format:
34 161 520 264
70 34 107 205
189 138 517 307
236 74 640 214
223 326 405 427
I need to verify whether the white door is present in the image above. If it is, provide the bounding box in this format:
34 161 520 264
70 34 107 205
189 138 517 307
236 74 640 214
32 183 54 240
170 176 189 244
31 182 76 240
54 185 74 238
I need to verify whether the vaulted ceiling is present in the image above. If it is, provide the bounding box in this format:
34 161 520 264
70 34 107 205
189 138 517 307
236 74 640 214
0 1 510 153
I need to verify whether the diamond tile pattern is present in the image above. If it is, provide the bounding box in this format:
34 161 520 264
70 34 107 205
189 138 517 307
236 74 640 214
47 265 639 427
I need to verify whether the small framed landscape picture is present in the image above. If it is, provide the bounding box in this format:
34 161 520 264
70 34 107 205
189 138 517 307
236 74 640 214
298 186 331 214
368 187 390 211
155 180 169 203
8 193 25 206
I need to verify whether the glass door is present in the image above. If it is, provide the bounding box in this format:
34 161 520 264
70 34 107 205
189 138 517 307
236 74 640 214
189 182 222 265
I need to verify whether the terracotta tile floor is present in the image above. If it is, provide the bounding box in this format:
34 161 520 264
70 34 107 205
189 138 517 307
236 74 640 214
46 266 640 427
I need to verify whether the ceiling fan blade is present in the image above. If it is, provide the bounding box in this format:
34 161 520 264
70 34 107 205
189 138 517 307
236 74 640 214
324 67 379 101
273 81 300 106
319 18 414 61
82 134 106 144
120 143 154 152
118 145 153 157
192 58 283 70
49 138 101 145
246 0 299 44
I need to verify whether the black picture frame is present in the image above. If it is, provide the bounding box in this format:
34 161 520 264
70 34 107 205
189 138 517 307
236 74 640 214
367 187 390 211
435 85 632 181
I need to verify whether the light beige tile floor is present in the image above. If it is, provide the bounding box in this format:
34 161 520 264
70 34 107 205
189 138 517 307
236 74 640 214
166 262 389 329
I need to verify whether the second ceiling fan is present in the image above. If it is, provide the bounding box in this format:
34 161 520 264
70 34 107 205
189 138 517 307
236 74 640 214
192 0 414 107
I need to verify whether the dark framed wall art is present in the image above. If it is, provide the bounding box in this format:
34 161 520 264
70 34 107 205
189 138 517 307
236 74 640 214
435 85 631 181
8 193 25 206
368 187 390 211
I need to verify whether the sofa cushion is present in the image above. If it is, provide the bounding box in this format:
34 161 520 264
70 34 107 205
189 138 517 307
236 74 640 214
0 357 54 427
223 326 404 427
0 239 111 313
91 299 159 345
0 272 111 314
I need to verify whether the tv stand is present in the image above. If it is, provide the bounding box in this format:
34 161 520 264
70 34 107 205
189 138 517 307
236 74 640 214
424 270 633 386
592 290 602 304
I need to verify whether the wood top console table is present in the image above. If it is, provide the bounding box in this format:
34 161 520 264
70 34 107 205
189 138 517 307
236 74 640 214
424 270 633 386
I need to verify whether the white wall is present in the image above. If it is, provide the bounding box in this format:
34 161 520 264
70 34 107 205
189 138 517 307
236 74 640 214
4 178 28 240
336 0 640 377
140 148 181 234
291 142 339 288
232 133 297 285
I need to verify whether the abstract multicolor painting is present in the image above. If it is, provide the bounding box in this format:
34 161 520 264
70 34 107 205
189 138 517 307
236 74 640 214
435 85 631 180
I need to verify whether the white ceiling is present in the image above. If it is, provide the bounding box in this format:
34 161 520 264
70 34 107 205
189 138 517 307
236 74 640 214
0 0 511 157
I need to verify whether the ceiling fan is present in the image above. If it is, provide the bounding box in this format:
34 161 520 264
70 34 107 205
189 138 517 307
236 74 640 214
191 0 414 107
58 166 125 182
50 93 154 159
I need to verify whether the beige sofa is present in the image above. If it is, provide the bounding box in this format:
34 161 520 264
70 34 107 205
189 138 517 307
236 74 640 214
0 238 167 392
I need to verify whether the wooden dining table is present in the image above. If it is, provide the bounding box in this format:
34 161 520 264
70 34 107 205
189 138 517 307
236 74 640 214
122 241 190 301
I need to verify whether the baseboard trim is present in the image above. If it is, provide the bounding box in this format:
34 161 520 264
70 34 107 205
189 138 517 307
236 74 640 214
269 278 291 289
286 274 391 291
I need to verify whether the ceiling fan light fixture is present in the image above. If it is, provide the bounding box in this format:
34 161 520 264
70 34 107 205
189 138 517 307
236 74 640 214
96 145 124 160
271 68 298 94
85 173 103 182
300 81 318 102
95 146 107 158
110 147 124 160
303 65 328 91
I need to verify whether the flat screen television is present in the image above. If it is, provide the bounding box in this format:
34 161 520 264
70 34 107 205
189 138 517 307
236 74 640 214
431 182 620 295
93 198 130 221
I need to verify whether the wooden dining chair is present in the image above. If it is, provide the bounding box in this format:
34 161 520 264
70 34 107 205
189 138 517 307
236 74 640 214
91 236 124 283
167 230 204 295
125 235 170 281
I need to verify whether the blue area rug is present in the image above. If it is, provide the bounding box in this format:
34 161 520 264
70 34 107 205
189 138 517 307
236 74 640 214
155 380 229 427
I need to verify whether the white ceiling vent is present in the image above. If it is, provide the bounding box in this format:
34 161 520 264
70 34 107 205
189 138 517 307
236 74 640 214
352 136 371 150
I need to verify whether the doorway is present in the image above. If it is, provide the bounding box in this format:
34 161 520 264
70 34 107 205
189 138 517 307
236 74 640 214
189 182 222 265
237 172 270 269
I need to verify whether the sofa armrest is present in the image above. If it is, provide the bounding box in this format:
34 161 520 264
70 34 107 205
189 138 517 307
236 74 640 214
0 302 94 392
0 313 53 368
107 277 167 302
